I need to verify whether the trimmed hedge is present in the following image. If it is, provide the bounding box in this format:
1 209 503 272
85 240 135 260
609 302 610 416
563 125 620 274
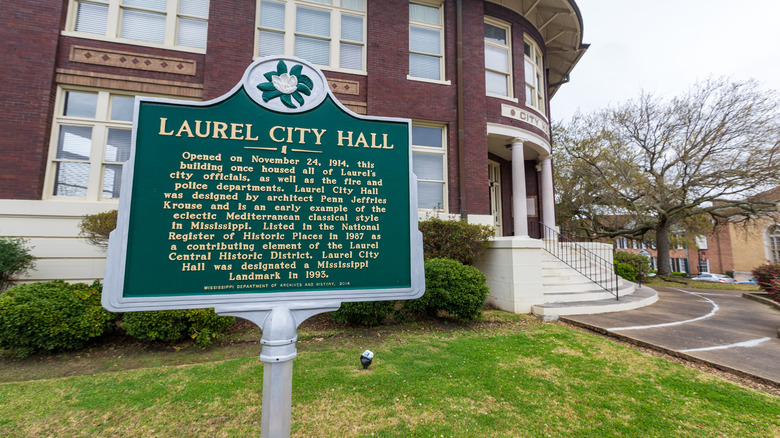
121 309 234 347
614 262 635 282
405 258 488 321
331 301 396 326
418 217 494 265
0 237 36 292
0 280 116 357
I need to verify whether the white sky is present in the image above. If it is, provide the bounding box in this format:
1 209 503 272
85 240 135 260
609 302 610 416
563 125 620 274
550 0 780 122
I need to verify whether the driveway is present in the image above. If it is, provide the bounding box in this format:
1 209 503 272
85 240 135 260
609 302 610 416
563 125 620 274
562 285 780 386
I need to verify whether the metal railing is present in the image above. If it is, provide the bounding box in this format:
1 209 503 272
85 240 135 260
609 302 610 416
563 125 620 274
539 222 620 300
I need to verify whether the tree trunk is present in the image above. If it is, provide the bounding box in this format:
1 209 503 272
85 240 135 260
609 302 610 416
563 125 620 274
655 220 672 276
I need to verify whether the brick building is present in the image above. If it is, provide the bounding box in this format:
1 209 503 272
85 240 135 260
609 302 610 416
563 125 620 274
1 1 604 314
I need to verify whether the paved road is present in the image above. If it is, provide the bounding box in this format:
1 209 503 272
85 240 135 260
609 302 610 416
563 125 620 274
562 286 780 386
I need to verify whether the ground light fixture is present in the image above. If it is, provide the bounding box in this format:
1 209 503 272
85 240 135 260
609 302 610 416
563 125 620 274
361 350 374 369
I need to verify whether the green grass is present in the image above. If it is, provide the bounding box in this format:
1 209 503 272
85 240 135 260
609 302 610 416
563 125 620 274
1 312 778 437
643 276 760 291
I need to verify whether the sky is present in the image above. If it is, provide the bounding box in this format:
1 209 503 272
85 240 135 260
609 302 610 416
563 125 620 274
550 0 780 122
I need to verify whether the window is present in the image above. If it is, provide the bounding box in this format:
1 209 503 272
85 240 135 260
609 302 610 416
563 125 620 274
484 19 512 97
769 225 780 262
257 0 366 72
68 0 209 50
409 2 444 81
48 88 138 200
523 37 545 112
412 123 447 210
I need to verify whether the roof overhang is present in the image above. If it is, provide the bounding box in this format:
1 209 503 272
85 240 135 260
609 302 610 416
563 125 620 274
487 0 589 98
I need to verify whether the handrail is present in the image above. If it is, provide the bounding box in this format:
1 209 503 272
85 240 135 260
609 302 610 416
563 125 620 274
539 222 620 300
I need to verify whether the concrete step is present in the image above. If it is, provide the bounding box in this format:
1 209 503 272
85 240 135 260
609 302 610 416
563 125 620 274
532 285 658 318
542 278 636 301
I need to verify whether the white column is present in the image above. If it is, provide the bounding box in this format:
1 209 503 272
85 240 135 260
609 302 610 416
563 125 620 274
540 155 555 230
510 139 528 236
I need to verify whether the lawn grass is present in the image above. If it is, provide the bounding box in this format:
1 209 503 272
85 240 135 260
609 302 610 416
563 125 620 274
1 311 778 437
642 276 760 292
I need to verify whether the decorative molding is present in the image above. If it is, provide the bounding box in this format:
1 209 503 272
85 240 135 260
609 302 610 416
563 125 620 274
328 79 359 95
55 69 203 98
501 104 550 133
341 100 367 115
70 46 197 76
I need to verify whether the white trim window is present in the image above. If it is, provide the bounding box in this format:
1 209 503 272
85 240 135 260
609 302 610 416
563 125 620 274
412 123 447 211
409 1 444 82
484 18 512 98
769 225 780 262
47 88 138 201
68 0 210 51
257 0 366 72
523 37 545 112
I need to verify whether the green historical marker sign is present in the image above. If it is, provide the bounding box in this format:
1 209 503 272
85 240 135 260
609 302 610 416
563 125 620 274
103 57 425 312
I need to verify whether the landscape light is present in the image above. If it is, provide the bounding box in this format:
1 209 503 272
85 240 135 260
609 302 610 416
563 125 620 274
360 350 374 369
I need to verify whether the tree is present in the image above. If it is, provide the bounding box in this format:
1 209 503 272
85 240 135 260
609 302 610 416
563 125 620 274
554 78 780 275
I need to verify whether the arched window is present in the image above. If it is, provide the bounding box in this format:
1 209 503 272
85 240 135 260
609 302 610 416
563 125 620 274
769 225 780 262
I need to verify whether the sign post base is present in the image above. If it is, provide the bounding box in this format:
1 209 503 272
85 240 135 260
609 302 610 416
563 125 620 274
216 303 340 438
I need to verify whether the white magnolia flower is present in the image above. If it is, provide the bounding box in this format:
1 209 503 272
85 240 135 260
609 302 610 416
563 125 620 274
272 73 298 94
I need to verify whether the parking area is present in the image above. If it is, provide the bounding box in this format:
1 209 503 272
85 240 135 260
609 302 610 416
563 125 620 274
562 285 780 386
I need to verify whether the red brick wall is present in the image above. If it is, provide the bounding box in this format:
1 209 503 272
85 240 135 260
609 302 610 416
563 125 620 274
0 1 66 199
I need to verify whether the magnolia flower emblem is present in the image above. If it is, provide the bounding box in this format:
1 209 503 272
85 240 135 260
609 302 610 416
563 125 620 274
257 60 314 109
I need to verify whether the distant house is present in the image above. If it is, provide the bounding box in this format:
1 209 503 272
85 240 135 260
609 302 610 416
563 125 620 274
702 187 780 281
613 236 698 276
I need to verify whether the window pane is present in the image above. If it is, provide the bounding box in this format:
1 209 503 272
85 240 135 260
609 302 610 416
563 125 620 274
177 17 208 48
413 152 444 180
409 53 440 80
485 44 508 73
341 0 363 11
409 3 439 25
486 70 508 96
296 6 330 38
179 0 209 18
417 181 444 209
64 91 98 118
76 2 108 34
295 35 329 65
412 126 442 148
410 26 440 55
57 126 92 160
123 0 166 11
260 0 285 30
525 60 534 85
102 164 124 199
53 162 90 197
258 30 284 57
121 9 165 43
110 95 134 121
307 0 331 5
525 84 533 105
340 42 362 70
341 14 362 42
523 41 531 57
105 129 132 162
484 23 506 44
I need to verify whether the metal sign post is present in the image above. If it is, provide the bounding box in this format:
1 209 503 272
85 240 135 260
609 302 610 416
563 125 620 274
103 57 425 437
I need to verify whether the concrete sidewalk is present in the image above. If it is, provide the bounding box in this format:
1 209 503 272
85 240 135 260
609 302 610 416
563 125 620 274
561 285 780 387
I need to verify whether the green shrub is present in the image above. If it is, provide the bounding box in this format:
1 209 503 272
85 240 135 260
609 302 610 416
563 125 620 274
121 309 234 347
0 280 115 356
331 301 396 326
0 237 36 292
405 258 488 321
752 262 780 293
78 210 118 249
418 217 494 265
613 251 651 280
614 262 635 282
767 278 780 303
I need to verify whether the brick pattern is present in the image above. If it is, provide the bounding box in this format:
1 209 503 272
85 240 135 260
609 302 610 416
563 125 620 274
56 69 203 98
70 46 198 76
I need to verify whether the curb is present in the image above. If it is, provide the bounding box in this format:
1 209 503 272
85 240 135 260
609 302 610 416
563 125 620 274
560 317 780 390
742 293 780 311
